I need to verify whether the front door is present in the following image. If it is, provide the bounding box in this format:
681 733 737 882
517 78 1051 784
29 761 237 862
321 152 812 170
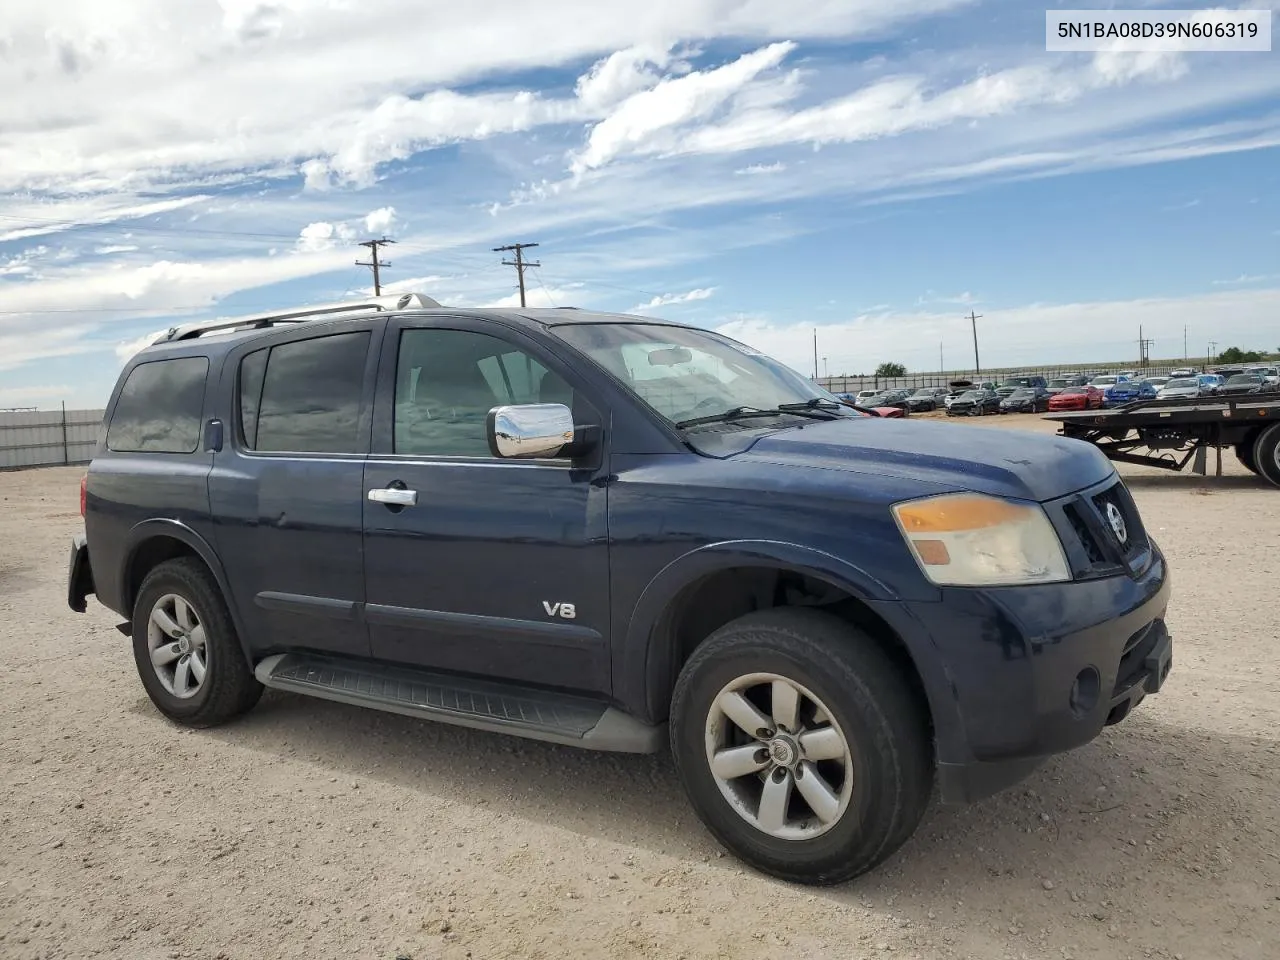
209 324 382 659
361 317 612 694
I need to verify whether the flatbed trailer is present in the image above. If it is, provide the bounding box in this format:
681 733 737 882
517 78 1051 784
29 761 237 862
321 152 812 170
1044 391 1280 487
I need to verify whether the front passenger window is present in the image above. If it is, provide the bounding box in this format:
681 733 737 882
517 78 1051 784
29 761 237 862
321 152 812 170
393 329 572 458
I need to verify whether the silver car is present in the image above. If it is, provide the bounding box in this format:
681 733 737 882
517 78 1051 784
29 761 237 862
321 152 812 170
1157 377 1202 400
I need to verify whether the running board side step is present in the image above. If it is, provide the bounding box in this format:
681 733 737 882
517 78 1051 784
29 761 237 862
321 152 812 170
254 653 663 754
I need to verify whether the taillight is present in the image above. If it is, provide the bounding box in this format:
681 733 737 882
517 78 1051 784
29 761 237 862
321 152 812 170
80 475 87 518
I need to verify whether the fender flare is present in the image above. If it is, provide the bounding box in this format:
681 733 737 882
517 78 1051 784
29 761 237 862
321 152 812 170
121 519 253 664
620 540 954 726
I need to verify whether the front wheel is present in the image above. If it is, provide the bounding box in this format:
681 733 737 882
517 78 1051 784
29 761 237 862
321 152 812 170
132 558 263 727
669 609 932 885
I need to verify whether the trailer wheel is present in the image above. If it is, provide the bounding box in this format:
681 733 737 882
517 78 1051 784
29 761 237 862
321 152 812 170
1253 424 1280 488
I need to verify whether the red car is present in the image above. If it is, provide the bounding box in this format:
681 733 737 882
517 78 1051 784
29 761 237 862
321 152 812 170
836 399 906 419
1047 385 1103 411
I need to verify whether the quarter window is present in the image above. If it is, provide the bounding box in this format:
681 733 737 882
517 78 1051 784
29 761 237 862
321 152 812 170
106 357 209 453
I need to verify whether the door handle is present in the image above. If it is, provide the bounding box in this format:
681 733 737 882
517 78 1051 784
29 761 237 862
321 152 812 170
368 487 417 507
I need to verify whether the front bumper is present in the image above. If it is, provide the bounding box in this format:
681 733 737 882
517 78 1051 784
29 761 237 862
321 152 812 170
895 541 1172 804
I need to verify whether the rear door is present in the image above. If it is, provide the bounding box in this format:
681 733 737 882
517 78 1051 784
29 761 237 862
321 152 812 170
208 321 383 659
361 315 612 694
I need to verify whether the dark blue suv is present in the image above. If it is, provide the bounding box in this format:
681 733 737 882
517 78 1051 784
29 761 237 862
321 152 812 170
67 294 1172 884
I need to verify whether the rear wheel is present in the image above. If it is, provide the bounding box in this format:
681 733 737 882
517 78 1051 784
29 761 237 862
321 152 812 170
669 608 932 885
1252 424 1280 488
132 558 263 727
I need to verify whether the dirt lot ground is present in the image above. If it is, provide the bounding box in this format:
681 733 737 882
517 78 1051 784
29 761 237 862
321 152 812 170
2 414 1277 960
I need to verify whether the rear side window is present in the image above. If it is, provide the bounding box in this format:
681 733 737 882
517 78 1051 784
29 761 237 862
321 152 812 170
106 357 209 453
245 332 370 454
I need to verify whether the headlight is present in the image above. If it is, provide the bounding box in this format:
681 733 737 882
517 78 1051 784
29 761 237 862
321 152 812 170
891 493 1071 587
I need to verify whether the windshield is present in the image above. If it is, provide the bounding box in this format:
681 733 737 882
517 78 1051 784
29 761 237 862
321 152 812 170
1009 389 1034 397
1166 378 1197 388
552 323 841 427
912 388 934 396
1047 379 1068 388
1092 376 1117 386
1227 375 1260 385
1061 387 1086 395
959 390 983 400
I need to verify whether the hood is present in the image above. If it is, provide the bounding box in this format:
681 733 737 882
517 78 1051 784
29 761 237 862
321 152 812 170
734 417 1114 502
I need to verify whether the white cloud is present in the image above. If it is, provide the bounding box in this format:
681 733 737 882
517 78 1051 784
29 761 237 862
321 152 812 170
114 329 169 362
1212 273 1278 286
0 383 74 407
297 221 354 252
363 206 397 234
93 244 140 255
630 287 717 312
734 161 786 175
571 42 795 175
574 44 677 112
482 283 583 309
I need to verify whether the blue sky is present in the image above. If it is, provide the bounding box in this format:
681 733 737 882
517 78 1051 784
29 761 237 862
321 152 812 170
1 0 1278 408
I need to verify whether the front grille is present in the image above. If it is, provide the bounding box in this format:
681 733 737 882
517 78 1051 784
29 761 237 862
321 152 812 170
1092 481 1149 557
1064 503 1106 563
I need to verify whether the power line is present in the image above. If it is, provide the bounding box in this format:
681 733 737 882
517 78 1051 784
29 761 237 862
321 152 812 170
355 237 395 296
493 242 540 308
530 267 558 307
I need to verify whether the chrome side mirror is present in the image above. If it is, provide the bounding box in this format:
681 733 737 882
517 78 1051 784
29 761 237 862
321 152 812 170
486 403 575 459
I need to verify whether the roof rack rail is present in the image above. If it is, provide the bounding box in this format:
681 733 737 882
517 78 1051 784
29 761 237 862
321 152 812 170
156 292 441 343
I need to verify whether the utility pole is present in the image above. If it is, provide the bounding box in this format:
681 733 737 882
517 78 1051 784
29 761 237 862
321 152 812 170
966 311 983 377
493 242 541 308
823 356 829 378
1184 325 1188 362
1138 325 1154 369
939 341 944 375
813 328 819 380
356 237 395 296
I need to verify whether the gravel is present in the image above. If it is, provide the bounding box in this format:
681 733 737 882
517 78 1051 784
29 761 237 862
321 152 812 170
0 417 1277 959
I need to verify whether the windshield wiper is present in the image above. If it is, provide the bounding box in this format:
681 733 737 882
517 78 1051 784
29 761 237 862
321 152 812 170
776 398 844 412
675 402 844 429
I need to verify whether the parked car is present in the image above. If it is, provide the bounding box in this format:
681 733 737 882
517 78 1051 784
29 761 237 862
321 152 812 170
1045 375 1088 396
1246 365 1279 387
905 386 948 412
858 388 913 413
1169 368 1198 378
1135 380 1161 400
1047 385 1104 411
947 387 1001 416
1001 374 1050 390
1220 374 1266 396
999 386 1051 414
65 291 1174 885
1156 377 1203 400
833 394 907 418
855 389 879 404
1141 377 1170 395
1090 375 1140 407
1198 374 1224 395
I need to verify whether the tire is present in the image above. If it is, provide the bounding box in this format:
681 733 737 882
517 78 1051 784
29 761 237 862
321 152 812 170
132 558 262 727
1253 423 1280 488
669 608 932 885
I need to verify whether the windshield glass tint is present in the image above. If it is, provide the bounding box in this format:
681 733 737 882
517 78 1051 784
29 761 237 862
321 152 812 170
1093 377 1117 385
1167 379 1196 388
1227 375 1258 384
552 323 832 424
